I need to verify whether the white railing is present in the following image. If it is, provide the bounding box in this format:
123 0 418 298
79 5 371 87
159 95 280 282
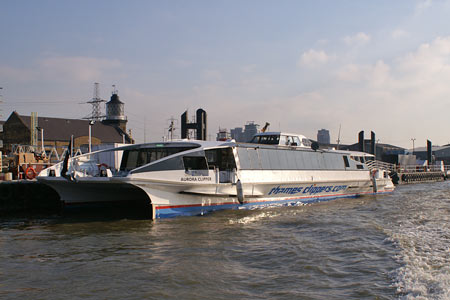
397 165 444 173
365 160 396 172
366 160 448 173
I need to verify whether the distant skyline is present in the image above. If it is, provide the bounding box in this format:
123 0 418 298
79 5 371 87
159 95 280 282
2 0 450 148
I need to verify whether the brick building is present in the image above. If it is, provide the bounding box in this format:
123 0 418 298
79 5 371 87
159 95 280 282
0 111 133 154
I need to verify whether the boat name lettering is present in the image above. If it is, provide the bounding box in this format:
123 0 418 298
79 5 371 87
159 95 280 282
268 184 348 195
181 177 212 182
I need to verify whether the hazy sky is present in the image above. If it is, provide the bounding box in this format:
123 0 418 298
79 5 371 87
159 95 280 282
1 0 450 148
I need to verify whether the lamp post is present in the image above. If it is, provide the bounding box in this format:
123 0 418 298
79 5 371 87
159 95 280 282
374 139 380 160
89 121 95 153
36 126 44 154
411 138 416 154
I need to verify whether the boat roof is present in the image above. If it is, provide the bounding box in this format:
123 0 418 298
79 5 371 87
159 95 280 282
74 138 373 159
254 131 309 138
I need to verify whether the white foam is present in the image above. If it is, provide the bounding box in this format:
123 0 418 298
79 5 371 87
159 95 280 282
387 199 450 299
228 211 280 225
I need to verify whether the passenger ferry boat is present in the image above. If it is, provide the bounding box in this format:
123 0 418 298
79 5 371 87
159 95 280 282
37 132 395 218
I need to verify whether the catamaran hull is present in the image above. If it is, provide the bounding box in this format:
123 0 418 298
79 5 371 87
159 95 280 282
38 177 394 218
131 178 394 218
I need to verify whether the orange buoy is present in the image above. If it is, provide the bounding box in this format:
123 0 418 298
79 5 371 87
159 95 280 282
25 166 37 180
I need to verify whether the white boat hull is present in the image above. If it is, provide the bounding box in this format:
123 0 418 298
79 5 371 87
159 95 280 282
37 139 395 218
39 174 394 218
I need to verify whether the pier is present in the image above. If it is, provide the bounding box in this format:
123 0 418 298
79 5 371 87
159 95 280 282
367 160 448 185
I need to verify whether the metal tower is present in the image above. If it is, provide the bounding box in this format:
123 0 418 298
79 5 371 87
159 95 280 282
85 82 105 121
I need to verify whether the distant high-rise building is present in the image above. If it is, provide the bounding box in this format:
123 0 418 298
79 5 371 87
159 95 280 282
317 129 330 144
231 127 244 142
244 121 259 142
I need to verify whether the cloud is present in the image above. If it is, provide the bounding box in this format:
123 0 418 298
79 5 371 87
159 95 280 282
391 29 410 39
0 65 38 82
330 35 450 145
0 56 123 84
415 0 433 15
299 49 333 67
39 56 122 82
343 32 371 46
336 60 391 86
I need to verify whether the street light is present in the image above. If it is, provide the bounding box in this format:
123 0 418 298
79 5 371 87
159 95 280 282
89 121 95 153
36 126 44 154
374 139 380 159
411 138 416 154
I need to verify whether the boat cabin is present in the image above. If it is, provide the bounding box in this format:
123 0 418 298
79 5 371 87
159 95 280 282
249 132 312 148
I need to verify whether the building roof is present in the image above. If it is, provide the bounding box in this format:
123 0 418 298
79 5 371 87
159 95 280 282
107 93 123 104
413 145 450 152
11 112 132 143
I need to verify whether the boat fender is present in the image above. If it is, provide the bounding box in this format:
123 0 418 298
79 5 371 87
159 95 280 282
236 179 244 204
25 166 37 180
371 169 378 193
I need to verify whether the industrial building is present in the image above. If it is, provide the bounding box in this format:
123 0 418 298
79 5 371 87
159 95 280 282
412 144 450 165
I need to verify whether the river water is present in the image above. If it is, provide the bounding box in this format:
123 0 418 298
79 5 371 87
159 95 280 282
1 181 450 300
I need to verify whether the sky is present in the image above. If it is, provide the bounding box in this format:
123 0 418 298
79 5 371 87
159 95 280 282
1 0 450 148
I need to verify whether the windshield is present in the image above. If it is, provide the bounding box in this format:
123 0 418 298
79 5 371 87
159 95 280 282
250 135 280 145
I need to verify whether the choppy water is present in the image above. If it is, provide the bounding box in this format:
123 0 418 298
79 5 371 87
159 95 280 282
1 182 450 300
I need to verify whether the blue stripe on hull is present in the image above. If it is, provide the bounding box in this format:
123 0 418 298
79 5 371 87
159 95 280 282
155 192 388 219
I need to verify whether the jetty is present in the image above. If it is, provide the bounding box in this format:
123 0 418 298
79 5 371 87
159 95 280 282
367 160 447 185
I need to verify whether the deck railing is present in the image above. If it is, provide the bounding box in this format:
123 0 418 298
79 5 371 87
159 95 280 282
366 160 448 174
365 160 396 172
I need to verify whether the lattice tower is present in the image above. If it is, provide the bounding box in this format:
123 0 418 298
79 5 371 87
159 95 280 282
86 82 105 121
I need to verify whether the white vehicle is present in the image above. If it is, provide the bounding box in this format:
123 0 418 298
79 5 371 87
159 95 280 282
37 132 394 219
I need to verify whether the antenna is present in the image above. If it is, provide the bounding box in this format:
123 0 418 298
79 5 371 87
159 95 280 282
165 116 178 141
85 82 106 121
336 124 341 149
0 87 3 119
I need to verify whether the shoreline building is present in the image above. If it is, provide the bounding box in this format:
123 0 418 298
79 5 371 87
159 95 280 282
317 129 330 145
230 122 259 142
230 127 243 142
0 92 134 154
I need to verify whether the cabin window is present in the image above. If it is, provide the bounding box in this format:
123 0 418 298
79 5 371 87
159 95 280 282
292 136 300 146
205 148 236 171
183 156 208 176
286 136 293 146
302 138 312 147
250 135 280 145
343 156 350 168
123 150 139 170
120 147 197 171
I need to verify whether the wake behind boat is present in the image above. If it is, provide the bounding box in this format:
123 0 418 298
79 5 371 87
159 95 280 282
37 132 395 218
